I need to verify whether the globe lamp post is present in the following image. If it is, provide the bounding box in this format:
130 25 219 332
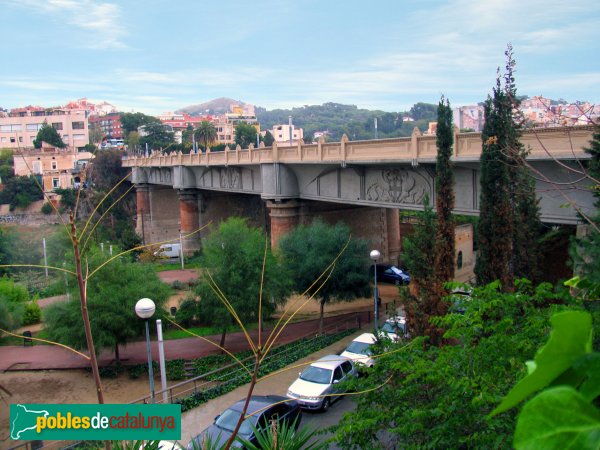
370 250 381 329
135 298 156 403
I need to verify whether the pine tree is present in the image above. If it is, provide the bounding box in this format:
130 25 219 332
33 121 66 148
434 96 456 285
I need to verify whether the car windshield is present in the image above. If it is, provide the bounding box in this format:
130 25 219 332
345 341 372 356
215 408 255 435
382 322 405 334
300 366 332 384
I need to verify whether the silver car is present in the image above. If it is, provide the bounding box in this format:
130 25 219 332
286 355 357 411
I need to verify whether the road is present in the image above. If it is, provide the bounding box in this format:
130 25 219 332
180 327 367 447
302 396 357 449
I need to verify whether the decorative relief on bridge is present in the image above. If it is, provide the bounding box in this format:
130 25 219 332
366 168 430 205
220 167 242 189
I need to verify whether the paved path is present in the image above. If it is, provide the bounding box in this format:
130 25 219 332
0 312 369 372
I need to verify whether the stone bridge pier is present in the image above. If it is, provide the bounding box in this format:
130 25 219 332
134 184 402 263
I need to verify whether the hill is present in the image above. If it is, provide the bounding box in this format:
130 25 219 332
176 97 246 115
256 102 437 142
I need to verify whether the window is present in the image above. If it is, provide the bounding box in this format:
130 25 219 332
52 122 63 131
52 178 60 189
32 161 42 174
18 137 23 142
0 137 5 142
51 161 57 170
72 121 85 130
1 124 21 132
73 134 85 140
341 361 353 375
26 123 43 131
62 134 69 141
457 251 463 269
10 137 15 143
333 367 343 382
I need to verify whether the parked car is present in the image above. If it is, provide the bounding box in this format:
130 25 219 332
286 355 357 411
187 395 301 449
370 264 410 285
380 316 409 341
340 333 377 367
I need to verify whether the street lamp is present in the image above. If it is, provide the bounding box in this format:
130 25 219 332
135 298 156 403
370 249 381 329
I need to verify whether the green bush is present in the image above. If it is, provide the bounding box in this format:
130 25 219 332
175 298 198 327
0 276 29 303
166 359 186 380
41 202 54 215
22 301 42 325
127 364 145 379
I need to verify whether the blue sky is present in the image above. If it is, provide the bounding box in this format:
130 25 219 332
2 0 599 114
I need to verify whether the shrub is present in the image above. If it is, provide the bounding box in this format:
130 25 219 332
41 202 54 215
127 364 145 379
22 301 42 325
175 298 199 327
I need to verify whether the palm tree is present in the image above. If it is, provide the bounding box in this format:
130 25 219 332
194 120 217 151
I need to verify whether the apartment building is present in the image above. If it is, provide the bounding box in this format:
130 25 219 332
270 122 304 145
0 106 89 150
13 143 93 195
89 112 123 140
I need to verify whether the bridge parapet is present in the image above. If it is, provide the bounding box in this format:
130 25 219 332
122 125 594 169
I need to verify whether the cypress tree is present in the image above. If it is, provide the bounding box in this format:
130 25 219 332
503 46 542 281
434 96 456 285
570 125 600 282
475 76 514 289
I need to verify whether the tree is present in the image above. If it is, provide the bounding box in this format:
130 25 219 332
409 102 438 121
401 196 439 338
234 123 258 149
476 46 542 289
139 121 175 151
475 79 514 289
33 121 66 148
434 96 456 284
89 126 105 147
570 125 600 282
194 120 217 151
194 217 291 348
0 175 44 211
503 47 542 282
44 247 170 361
278 219 370 334
0 150 14 183
333 281 573 449
263 130 275 147
120 112 160 138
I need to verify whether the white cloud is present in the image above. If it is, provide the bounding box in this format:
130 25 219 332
7 0 127 49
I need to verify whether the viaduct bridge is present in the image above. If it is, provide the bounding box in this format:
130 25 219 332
123 125 595 264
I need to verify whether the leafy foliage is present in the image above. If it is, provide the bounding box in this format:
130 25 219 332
238 417 327 450
476 46 542 289
0 175 44 211
0 149 14 183
278 219 370 333
120 112 161 138
570 125 600 283
234 123 259 149
434 96 456 284
194 217 291 347
332 281 575 449
491 305 600 450
256 102 436 142
44 247 170 360
21 301 42 325
262 130 275 147
194 120 217 151
33 121 66 148
139 121 175 151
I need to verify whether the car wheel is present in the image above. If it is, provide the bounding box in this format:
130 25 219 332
321 397 331 412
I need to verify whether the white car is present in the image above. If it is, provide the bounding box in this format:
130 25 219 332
381 316 409 341
340 333 377 367
287 355 357 411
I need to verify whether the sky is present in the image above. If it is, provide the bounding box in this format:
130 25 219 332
1 0 599 115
